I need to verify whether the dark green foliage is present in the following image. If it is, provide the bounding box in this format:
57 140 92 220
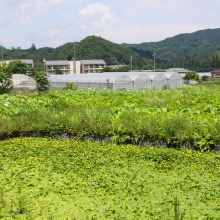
2 29 220 71
3 36 147 70
123 28 220 69
184 71 200 81
201 75 209 81
54 68 63 74
101 66 116 72
34 71 50 93
76 36 146 68
0 63 13 94
117 65 130 72
130 47 153 59
28 43 36 53
8 60 29 74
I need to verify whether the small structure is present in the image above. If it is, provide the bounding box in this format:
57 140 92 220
12 74 37 91
210 69 220 78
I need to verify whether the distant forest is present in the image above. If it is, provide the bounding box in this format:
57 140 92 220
2 28 220 72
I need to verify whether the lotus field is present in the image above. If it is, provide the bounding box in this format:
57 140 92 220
1 87 220 150
0 87 220 219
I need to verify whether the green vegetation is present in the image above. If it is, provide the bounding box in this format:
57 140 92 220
0 63 13 94
3 36 147 71
33 71 50 93
123 28 220 70
65 82 78 90
1 84 220 218
3 28 220 71
1 87 220 151
8 60 30 75
184 71 199 82
54 68 63 75
0 138 219 219
101 66 116 72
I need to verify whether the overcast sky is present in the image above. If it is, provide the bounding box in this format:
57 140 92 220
0 0 219 49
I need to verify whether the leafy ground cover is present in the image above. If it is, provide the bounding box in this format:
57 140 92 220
0 138 220 219
1 87 220 150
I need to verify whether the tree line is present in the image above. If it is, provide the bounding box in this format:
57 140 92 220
1 29 220 72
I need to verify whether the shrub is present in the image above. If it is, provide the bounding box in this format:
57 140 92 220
0 62 13 94
34 71 50 93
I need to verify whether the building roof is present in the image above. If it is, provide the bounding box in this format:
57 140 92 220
80 60 106 65
9 59 34 64
48 71 180 83
211 69 220 73
19 59 34 64
45 60 70 65
166 68 190 73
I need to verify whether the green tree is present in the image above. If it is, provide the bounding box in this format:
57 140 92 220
29 43 36 52
101 66 116 72
184 71 199 81
54 68 63 74
0 63 13 94
8 60 29 74
34 71 50 93
117 65 130 72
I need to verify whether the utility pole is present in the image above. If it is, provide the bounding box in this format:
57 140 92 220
130 55 133 71
153 52 156 72
1 38 3 62
73 37 76 74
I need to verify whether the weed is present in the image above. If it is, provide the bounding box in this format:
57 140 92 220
174 196 185 220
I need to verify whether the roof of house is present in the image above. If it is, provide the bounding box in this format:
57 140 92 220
211 69 220 73
80 60 106 65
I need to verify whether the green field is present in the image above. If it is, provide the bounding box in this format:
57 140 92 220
1 86 220 150
0 138 220 219
1 87 220 219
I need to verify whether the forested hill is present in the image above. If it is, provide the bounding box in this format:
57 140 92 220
122 28 220 64
2 36 147 71
2 28 220 71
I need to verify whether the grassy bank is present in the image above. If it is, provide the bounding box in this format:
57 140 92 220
1 87 220 150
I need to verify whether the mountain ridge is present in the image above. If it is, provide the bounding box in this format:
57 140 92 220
2 28 220 70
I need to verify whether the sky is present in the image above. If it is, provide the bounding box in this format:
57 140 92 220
0 0 219 49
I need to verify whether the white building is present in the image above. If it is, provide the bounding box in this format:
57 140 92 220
44 59 106 75
44 60 81 75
